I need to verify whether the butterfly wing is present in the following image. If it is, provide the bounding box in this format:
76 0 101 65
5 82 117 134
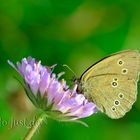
80 50 140 119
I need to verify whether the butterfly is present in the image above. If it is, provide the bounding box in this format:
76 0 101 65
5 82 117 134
77 50 140 119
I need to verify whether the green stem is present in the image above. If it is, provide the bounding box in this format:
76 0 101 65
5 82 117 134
23 113 47 140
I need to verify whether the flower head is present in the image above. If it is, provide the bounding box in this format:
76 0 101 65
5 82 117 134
8 57 97 121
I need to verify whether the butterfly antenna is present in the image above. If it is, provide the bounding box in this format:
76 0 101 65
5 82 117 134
62 64 77 78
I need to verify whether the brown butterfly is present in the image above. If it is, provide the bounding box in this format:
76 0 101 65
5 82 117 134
78 50 140 119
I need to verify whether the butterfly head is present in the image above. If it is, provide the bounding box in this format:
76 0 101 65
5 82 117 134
71 76 83 93
71 76 79 84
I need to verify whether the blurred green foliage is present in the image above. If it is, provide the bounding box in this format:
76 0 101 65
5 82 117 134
0 0 140 140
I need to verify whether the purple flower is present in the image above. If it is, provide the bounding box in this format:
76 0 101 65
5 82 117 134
8 57 97 121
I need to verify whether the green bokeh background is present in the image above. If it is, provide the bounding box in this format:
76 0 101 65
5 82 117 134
0 0 140 140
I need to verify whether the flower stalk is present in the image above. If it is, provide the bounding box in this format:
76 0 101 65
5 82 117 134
23 113 47 140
